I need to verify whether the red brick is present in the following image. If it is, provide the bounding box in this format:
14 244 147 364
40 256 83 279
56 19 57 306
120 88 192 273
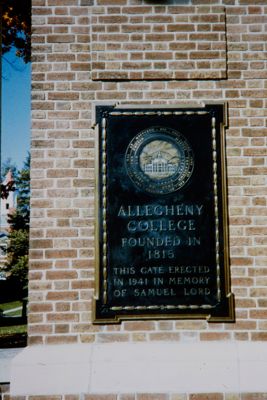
189 395 223 400
200 333 231 341
28 397 61 400
84 396 117 400
29 303 53 312
137 396 168 400
241 395 267 400
251 333 267 341
46 291 78 301
123 321 155 331
97 334 130 343
46 271 78 280
47 313 79 322
46 335 78 344
149 333 180 341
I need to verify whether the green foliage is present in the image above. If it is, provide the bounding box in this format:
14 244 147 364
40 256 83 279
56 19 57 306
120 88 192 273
6 230 29 261
0 300 22 312
0 324 27 335
4 154 30 297
1 158 18 181
8 254 29 289
5 230 29 296
0 325 27 348
2 0 31 63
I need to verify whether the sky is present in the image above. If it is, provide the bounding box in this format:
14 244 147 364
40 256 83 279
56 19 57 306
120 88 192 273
1 48 31 171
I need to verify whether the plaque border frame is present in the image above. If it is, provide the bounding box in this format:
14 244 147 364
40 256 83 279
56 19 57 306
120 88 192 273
93 102 235 324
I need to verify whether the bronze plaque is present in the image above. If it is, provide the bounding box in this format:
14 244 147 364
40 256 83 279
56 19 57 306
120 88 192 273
94 104 234 323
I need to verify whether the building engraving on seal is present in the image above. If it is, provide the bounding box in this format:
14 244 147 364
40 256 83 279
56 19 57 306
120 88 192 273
140 140 179 180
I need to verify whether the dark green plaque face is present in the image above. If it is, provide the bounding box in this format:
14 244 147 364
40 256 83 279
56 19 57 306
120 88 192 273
94 104 234 323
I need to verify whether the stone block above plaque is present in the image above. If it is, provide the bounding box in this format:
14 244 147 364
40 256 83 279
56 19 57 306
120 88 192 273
94 103 235 323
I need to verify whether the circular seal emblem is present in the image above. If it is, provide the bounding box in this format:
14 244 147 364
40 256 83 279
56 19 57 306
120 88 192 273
125 126 194 195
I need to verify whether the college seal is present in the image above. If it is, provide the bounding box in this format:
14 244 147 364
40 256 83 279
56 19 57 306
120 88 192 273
125 126 194 195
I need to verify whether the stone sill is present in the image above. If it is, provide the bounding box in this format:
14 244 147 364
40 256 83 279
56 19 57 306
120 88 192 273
10 341 267 396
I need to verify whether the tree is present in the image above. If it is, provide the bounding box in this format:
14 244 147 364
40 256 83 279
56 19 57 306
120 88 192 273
2 0 31 63
1 158 17 181
1 180 15 200
5 232 29 295
5 154 30 297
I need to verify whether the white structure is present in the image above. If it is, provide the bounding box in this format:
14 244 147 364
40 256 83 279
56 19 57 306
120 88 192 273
0 170 17 230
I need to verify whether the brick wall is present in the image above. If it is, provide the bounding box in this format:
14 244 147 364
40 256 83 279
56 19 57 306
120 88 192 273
29 0 267 346
91 5 227 80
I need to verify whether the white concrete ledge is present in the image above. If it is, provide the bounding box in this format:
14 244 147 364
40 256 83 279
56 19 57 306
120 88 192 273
10 342 267 395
